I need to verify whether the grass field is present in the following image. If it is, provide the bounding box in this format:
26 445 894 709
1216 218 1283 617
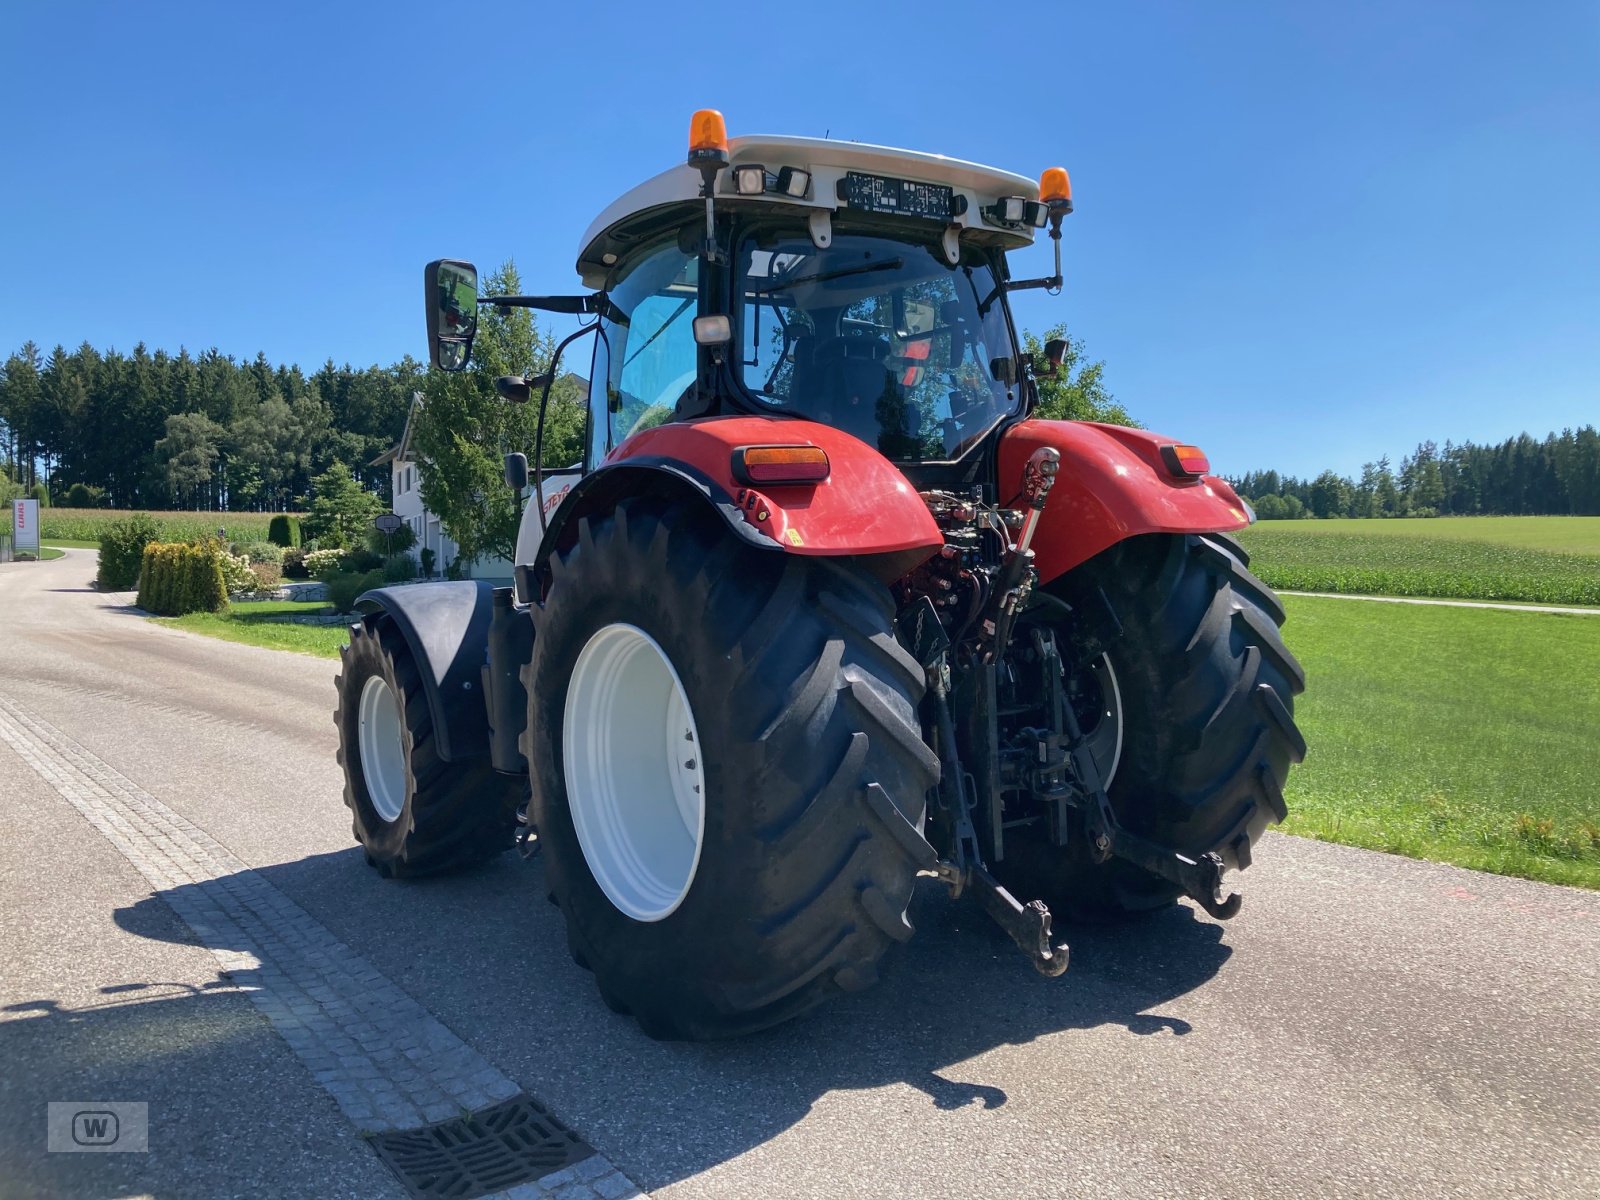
154 599 349 659
1238 516 1600 605
40 509 300 543
1279 595 1600 889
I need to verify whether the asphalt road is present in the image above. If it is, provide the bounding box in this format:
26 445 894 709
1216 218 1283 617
2 550 1597 1199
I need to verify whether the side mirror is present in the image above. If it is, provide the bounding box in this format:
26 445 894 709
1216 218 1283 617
503 452 529 492
424 259 479 372
990 356 1018 387
1040 338 1068 378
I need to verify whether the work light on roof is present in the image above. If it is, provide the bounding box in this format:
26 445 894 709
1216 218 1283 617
733 164 767 195
776 166 810 198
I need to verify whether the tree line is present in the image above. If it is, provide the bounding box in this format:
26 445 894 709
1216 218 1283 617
1229 429 1600 519
0 340 428 511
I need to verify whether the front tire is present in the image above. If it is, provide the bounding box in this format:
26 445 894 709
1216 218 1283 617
995 532 1306 920
335 618 521 878
523 497 939 1040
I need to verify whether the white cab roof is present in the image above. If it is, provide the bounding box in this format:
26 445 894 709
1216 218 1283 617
576 135 1043 288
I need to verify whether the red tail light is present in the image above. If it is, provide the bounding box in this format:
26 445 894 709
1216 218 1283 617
733 445 830 485
1160 444 1210 478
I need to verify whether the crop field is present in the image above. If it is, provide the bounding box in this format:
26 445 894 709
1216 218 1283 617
1237 517 1600 605
40 509 300 544
1278 595 1600 889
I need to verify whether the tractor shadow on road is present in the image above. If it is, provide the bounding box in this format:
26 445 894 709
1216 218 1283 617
105 846 1234 1189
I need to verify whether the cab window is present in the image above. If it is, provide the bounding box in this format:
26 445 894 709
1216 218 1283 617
588 241 699 465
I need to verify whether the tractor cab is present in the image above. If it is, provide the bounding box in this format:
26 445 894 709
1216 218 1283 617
428 113 1073 501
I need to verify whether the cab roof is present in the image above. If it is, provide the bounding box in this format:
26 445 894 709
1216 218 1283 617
576 135 1042 289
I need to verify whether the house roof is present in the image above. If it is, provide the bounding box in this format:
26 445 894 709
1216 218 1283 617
369 378 591 469
370 391 424 468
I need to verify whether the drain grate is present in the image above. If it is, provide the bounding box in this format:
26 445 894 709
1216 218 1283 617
367 1094 594 1199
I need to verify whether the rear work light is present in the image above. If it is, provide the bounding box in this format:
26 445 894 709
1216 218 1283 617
1160 444 1211 478
733 445 830 485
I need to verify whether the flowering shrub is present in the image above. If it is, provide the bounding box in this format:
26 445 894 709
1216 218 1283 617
305 548 345 579
217 549 256 595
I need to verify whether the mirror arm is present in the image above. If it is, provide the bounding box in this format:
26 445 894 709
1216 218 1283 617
479 293 610 316
1005 213 1067 295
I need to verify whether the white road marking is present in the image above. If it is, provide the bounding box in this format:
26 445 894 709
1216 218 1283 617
0 694 643 1200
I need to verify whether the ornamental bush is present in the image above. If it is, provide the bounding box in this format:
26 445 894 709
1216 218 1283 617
242 541 283 565
366 521 417 556
382 553 417 583
267 514 302 548
97 513 164 591
136 542 227 616
325 568 385 614
249 562 282 590
282 547 309 578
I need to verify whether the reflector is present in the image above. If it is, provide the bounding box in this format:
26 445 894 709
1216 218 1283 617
734 445 830 485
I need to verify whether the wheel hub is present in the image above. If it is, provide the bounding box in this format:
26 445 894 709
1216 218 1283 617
563 623 706 922
357 675 407 823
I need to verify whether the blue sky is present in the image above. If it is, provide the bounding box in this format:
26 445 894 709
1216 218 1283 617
2 1 1594 479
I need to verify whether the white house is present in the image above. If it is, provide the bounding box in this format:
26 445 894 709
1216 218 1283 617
371 384 589 580
371 393 467 576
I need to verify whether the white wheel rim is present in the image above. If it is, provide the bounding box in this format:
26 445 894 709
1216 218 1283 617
357 675 407 823
563 623 706 922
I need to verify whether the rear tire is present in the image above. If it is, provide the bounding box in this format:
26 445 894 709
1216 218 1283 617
335 618 520 878
995 532 1306 920
523 496 939 1040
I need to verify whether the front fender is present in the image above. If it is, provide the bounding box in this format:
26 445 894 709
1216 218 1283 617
542 416 942 583
354 581 493 762
1001 420 1252 584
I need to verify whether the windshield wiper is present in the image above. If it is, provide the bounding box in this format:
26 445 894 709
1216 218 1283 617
750 258 903 296
623 296 695 366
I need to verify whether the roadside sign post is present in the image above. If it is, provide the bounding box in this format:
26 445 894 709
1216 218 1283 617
12 498 40 558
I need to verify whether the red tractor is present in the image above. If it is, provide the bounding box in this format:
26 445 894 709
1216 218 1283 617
335 110 1305 1039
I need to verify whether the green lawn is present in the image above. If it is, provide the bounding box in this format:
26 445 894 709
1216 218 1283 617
1238 517 1600 605
153 599 351 659
1279 595 1600 888
43 538 100 549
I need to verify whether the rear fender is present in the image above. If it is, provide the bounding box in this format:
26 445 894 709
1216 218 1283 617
354 581 494 761
1001 420 1252 584
534 416 942 586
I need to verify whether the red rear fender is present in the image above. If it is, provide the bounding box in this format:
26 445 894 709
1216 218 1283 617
607 416 943 578
1000 420 1251 584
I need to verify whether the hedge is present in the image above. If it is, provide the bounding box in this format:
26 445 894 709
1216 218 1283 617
268 514 302 548
97 513 163 591
136 541 228 616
